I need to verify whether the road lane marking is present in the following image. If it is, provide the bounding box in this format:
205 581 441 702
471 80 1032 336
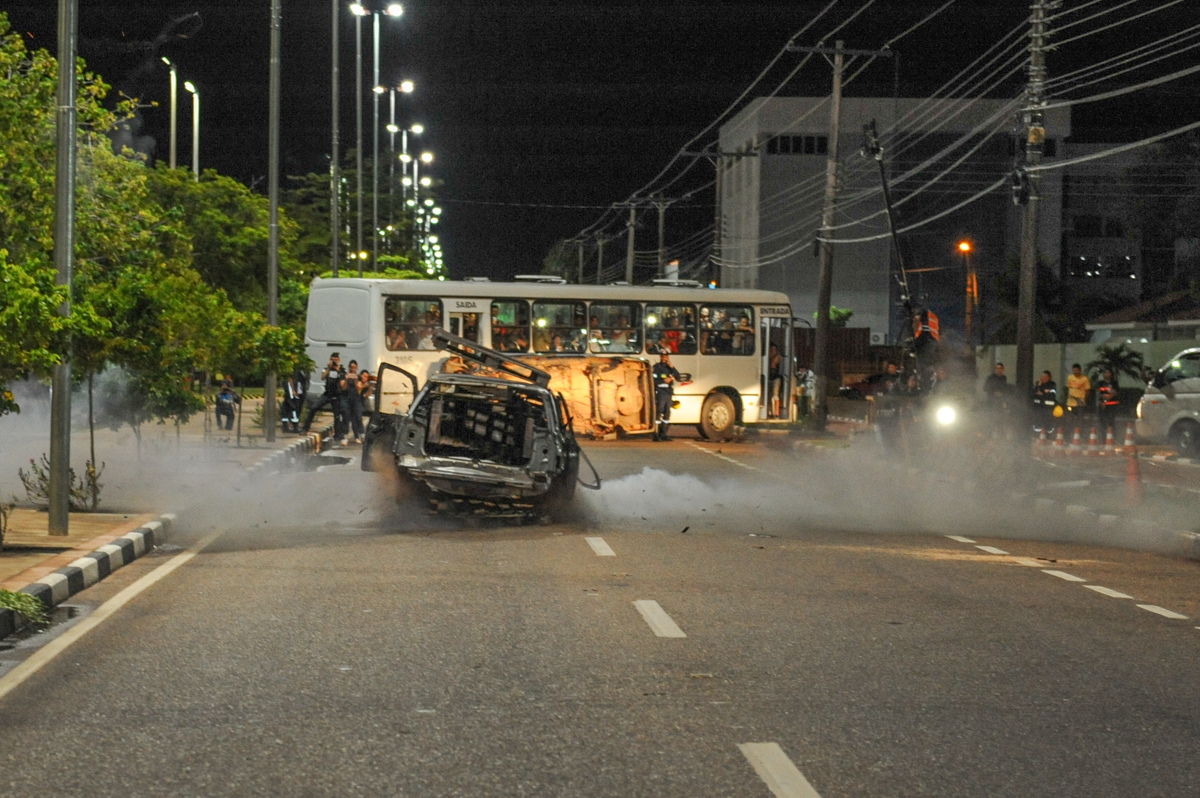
686 441 760 471
738 742 822 798
1084 585 1134 599
1043 570 1088 582
976 545 1009 555
1012 557 1045 567
946 535 975 543
632 600 686 638
1137 604 1188 619
0 531 225 703
585 537 616 557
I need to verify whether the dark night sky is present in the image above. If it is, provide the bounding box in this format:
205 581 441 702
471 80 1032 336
7 1 1198 279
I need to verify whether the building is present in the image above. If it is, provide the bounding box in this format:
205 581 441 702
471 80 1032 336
717 97 1071 345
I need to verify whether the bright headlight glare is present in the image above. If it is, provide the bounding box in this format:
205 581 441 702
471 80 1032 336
935 405 956 426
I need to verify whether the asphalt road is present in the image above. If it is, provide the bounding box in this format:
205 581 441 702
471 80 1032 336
1 433 1199 797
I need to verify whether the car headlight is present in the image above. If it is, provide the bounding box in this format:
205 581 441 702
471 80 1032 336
1136 397 1143 419
935 405 956 426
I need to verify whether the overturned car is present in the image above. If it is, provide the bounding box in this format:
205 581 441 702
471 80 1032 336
362 330 593 514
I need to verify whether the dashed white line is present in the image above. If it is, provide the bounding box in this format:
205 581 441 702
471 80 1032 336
585 536 616 557
1137 604 1188 620
946 535 975 543
1011 557 1045 567
1043 570 1088 582
738 742 823 798
632 600 687 638
1084 585 1134 599
975 545 1009 555
686 441 760 471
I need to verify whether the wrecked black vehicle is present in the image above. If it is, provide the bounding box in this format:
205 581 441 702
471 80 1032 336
362 330 597 517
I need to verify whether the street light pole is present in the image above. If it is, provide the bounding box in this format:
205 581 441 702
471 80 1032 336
959 241 976 349
352 5 364 270
185 81 200 181
370 11 380 276
265 0 282 443
49 0 79 536
162 57 177 169
331 0 340 277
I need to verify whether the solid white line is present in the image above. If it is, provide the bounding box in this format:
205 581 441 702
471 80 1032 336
1084 585 1134 599
945 535 975 543
976 545 1009 555
585 536 616 557
738 742 822 798
1137 604 1188 619
0 531 224 703
1043 570 1088 582
632 600 687 638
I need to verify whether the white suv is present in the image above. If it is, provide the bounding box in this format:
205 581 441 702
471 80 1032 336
1137 347 1200 456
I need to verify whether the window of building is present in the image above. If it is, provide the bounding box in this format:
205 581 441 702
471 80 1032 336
532 301 586 353
385 297 443 351
699 305 755 355
645 304 697 355
765 134 827 155
490 300 530 353
589 303 642 353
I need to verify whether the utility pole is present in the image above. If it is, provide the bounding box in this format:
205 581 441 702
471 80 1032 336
49 0 78 535
330 0 340 277
1015 0 1053 407
713 156 723 279
625 205 637 284
789 40 893 432
596 232 605 284
264 0 282 443
655 193 669 277
577 240 585 284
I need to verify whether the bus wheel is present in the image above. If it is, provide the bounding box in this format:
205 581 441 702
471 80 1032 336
701 393 736 441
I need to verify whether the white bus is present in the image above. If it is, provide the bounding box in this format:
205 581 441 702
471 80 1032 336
304 277 795 440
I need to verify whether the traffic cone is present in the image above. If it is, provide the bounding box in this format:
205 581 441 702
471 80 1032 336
1105 427 1116 452
1088 427 1099 452
1126 446 1143 507
1054 428 1065 448
1123 422 1135 449
1038 429 1047 447
1071 427 1082 451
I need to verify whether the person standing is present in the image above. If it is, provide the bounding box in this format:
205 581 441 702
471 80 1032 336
1065 363 1091 416
1031 370 1058 433
302 352 344 434
768 343 783 418
984 362 1009 408
281 367 307 433
652 349 682 441
1094 368 1120 430
214 380 240 431
344 360 366 444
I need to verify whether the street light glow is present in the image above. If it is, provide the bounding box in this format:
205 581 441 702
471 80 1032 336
420 177 431 187
420 151 433 163
161 56 171 65
184 80 197 94
958 241 972 253
432 207 442 215
424 198 434 207
349 3 366 16
399 153 412 163
429 236 439 243
400 80 414 93
387 123 398 133
373 85 386 94
411 124 424 134
402 177 412 186
385 3 404 16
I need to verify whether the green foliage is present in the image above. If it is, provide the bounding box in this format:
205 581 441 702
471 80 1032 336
18 454 101 511
0 589 49 626
1086 342 1146 384
815 306 854 327
317 266 429 281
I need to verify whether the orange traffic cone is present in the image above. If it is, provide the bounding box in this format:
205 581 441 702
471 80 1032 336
1126 446 1143 506
1038 429 1047 447
1105 427 1116 452
1088 427 1099 452
1123 422 1135 449
1071 427 1082 451
1054 428 1065 448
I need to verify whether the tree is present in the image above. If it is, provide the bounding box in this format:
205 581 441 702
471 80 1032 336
1086 342 1145 384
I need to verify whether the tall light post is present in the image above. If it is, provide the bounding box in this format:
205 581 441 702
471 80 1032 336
959 240 978 350
386 80 414 234
350 4 366 275
184 80 200 181
265 0 282 443
162 57 177 169
330 0 340 277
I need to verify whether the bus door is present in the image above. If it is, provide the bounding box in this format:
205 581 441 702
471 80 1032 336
759 306 793 421
443 297 486 344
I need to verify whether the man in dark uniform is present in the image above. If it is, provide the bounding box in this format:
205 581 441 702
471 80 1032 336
281 367 307 433
214 380 240 431
1031 370 1058 433
301 352 345 435
652 349 682 441
1094 368 1120 431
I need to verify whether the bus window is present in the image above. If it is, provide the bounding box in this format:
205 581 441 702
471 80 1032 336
532 301 586 353
385 297 443 351
699 305 755 355
645 304 696 355
490 300 530 352
589 303 642 354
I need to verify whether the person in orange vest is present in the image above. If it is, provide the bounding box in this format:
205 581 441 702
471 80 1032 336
1094 368 1120 430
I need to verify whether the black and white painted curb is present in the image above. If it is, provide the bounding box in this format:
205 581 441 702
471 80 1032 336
0 513 175 639
245 424 333 480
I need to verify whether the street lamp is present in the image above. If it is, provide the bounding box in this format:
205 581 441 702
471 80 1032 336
183 80 199 181
386 81 415 238
958 240 978 348
161 57 177 169
360 4 405 275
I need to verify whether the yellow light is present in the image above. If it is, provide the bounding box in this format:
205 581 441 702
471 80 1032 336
935 406 956 426
958 241 972 253
536 318 547 328
646 315 658 326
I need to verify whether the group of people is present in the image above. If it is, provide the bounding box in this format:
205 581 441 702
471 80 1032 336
699 307 754 356
300 352 375 445
385 305 443 351
987 361 1123 432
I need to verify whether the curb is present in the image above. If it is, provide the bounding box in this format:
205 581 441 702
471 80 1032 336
2 424 335 638
0 513 176 639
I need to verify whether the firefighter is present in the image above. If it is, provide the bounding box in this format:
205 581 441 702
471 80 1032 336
1094 368 1120 431
652 349 682 441
1031 370 1058 433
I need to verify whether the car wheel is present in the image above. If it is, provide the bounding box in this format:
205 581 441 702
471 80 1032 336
701 393 737 442
1170 419 1200 457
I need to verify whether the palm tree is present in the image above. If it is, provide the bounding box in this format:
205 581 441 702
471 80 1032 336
1086 342 1146 384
